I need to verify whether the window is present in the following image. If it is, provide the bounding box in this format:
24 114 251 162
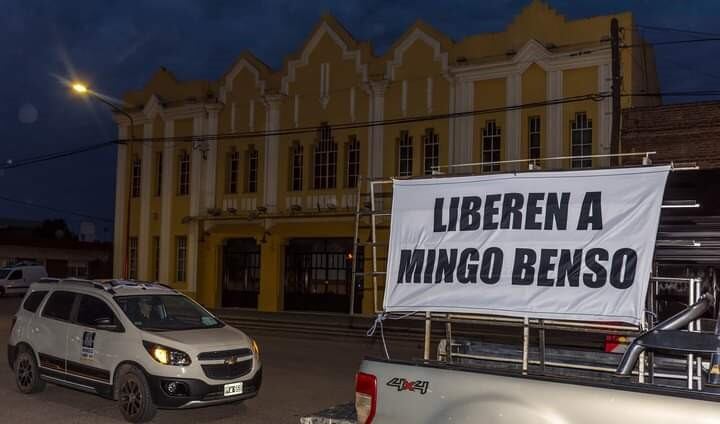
68 261 89 278
131 156 141 198
176 236 187 282
346 135 360 188
397 130 413 177
571 112 593 168
529 116 541 160
42 291 76 321
115 295 222 331
23 291 48 313
422 128 439 175
178 151 190 196
482 121 501 172
226 150 239 194
153 236 160 281
246 146 258 193
291 142 304 191
314 124 337 189
76 295 120 330
154 152 163 197
8 270 22 280
129 237 138 280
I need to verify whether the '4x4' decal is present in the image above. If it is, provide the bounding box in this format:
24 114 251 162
386 377 429 394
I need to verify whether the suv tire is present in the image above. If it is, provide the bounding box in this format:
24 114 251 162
14 347 46 394
117 365 157 423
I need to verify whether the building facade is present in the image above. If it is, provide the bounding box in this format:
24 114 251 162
113 1 659 314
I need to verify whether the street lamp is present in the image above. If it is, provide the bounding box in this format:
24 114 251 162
71 81 134 279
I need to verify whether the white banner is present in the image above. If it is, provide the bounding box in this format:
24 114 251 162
383 166 670 324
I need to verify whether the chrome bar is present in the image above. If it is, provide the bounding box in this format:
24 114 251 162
522 316 529 375
424 312 432 361
433 151 657 171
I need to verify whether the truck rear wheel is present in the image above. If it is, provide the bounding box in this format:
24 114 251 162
15 347 46 394
117 366 157 423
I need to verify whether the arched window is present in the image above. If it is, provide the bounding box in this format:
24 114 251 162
482 121 501 173
226 148 239 194
290 142 304 192
313 124 337 189
422 128 439 175
346 135 360 188
177 150 190 196
397 130 413 177
571 112 592 168
131 155 141 197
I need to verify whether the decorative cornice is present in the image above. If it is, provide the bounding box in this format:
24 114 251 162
219 56 267 103
386 27 449 81
451 39 611 82
281 20 368 94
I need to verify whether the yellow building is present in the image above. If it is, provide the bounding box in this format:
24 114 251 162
113 1 659 314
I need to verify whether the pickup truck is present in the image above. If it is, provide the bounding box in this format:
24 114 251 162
355 294 720 423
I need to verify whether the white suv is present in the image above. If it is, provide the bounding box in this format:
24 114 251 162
7 279 262 422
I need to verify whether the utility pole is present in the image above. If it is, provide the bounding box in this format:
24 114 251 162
610 18 622 166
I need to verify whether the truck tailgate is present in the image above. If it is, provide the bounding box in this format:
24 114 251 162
359 358 720 424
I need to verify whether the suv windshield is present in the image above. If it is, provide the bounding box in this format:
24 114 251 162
115 295 223 331
0 269 10 279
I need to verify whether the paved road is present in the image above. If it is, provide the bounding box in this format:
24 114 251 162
0 296 419 423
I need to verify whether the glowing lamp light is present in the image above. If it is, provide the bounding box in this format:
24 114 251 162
72 83 88 94
153 347 169 364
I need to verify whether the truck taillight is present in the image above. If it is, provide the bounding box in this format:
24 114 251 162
355 372 377 424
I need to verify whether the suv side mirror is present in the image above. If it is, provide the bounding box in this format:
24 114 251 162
94 317 120 332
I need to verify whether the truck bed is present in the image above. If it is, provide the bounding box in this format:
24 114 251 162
359 356 720 424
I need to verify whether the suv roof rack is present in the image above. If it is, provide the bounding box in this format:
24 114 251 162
58 278 112 292
56 278 177 295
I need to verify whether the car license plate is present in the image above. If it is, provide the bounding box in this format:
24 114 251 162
223 382 243 397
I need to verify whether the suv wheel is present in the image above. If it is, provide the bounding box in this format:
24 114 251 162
117 366 157 423
15 347 46 394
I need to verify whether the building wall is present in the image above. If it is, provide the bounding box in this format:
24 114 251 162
113 1 659 314
622 101 720 168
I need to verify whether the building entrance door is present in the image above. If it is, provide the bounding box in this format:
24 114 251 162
284 238 361 313
221 238 260 308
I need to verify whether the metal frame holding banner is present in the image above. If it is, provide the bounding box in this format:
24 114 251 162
350 151 711 391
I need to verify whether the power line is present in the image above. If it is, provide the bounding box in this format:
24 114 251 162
1 141 116 170
3 90 717 171
659 57 720 82
0 195 113 223
120 93 609 144
622 37 720 49
624 91 720 97
633 24 720 38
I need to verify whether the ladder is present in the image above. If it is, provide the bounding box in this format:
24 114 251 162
349 177 392 315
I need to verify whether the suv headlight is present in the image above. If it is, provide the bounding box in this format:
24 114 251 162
142 341 191 366
251 338 260 358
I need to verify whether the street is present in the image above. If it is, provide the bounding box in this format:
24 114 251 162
0 296 417 423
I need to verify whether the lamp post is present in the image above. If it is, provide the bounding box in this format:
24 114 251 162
72 83 134 279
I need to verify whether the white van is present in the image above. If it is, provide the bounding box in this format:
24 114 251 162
0 264 48 296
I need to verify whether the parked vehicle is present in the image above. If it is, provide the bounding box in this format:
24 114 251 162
7 279 262 423
352 164 720 423
0 263 47 296
355 285 720 423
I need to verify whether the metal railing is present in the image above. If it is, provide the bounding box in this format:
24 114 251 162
351 152 712 392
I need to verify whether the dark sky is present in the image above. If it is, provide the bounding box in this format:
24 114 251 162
2 0 719 240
